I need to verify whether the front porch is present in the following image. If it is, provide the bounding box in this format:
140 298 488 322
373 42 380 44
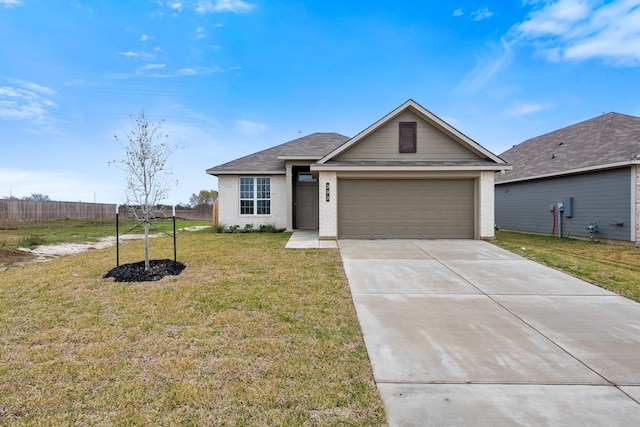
285 230 337 249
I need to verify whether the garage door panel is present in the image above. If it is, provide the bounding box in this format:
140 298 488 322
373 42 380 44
338 179 474 239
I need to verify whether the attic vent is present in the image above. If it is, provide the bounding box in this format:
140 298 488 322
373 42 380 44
399 122 417 153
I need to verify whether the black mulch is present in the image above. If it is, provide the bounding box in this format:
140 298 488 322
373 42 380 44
103 259 186 282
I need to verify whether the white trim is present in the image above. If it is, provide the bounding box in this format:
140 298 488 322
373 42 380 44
496 161 640 184
277 155 324 160
238 176 272 217
632 165 637 243
286 165 294 231
311 164 511 172
209 170 286 176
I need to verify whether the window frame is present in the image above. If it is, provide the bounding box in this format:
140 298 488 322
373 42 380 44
239 176 271 216
399 121 417 153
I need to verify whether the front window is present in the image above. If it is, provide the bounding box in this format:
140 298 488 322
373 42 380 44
297 171 317 182
240 177 271 215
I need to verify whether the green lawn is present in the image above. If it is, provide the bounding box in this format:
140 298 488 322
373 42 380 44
0 231 385 425
492 230 640 302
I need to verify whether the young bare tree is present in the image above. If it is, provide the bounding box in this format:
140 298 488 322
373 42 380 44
110 111 180 271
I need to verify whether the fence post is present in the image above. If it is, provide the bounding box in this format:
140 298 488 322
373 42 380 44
213 201 219 228
116 205 120 267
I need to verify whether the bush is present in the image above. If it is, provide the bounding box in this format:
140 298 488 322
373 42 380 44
215 224 284 234
259 224 277 233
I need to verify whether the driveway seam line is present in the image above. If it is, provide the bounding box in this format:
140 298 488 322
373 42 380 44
412 240 615 387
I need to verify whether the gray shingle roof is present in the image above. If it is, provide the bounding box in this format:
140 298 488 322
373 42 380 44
206 132 350 174
496 112 640 183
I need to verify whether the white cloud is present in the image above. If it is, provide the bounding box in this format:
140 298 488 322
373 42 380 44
196 0 256 14
117 50 154 61
118 51 140 57
169 1 182 10
176 68 198 76
515 0 640 65
140 34 154 42
180 65 222 75
453 8 464 17
140 63 167 70
471 7 494 21
504 102 549 117
9 79 57 96
0 82 57 121
234 119 266 136
456 38 513 94
0 0 21 7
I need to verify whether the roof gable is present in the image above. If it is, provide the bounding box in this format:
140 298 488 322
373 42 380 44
317 99 506 165
496 112 640 183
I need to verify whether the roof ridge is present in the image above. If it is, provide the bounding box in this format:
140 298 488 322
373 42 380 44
599 112 614 146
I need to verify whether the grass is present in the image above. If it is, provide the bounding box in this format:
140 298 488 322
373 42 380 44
16 235 46 248
492 230 640 302
0 218 212 249
0 231 385 425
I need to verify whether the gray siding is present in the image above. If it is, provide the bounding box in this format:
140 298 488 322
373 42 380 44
495 168 632 241
336 110 481 161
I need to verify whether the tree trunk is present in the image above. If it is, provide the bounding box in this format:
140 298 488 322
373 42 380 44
144 220 150 271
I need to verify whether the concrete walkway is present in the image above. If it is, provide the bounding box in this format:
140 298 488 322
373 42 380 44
285 230 337 249
338 239 640 426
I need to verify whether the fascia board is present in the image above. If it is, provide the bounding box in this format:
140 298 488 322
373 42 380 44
310 164 512 172
206 170 286 176
277 155 324 160
495 161 637 184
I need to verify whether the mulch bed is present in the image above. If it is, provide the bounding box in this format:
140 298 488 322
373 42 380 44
103 259 186 282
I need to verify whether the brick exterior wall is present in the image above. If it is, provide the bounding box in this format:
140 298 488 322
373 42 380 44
318 171 338 239
480 171 495 239
636 165 640 246
217 175 288 230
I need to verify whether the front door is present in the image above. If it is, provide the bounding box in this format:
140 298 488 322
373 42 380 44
295 171 319 229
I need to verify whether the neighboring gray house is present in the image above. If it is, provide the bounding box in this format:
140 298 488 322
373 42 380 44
207 99 510 240
495 112 640 245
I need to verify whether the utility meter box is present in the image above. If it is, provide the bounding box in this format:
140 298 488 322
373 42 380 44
563 197 573 218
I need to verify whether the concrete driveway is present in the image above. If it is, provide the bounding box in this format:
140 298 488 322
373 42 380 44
339 239 640 426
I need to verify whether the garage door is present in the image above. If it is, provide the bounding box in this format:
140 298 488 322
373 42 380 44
338 179 474 239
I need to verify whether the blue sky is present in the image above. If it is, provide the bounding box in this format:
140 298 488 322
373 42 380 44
1 0 639 205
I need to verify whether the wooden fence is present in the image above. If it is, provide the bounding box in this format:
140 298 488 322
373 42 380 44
141 204 213 220
0 200 117 222
0 200 214 222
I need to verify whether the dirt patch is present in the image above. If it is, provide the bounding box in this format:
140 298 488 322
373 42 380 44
0 248 37 270
103 259 186 282
0 226 209 272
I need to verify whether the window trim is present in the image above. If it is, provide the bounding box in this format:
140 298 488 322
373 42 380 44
399 121 417 153
239 176 271 216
